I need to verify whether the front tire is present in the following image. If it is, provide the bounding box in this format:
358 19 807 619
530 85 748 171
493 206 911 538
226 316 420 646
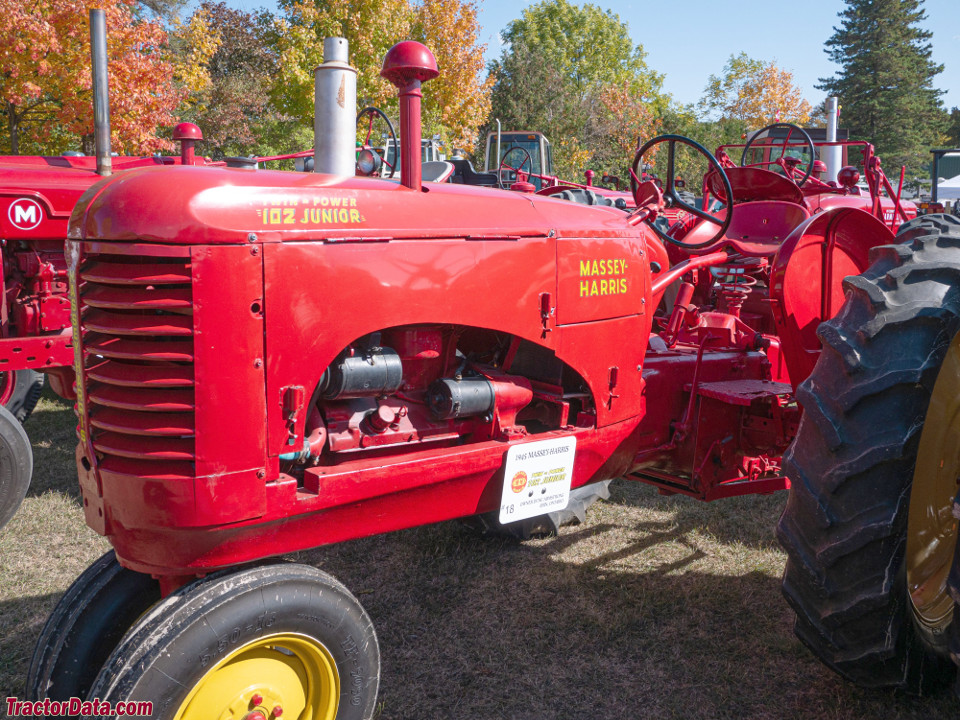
88 563 379 720
777 214 960 692
25 551 160 701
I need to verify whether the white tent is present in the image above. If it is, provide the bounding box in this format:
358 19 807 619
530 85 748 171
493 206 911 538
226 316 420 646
938 173 960 201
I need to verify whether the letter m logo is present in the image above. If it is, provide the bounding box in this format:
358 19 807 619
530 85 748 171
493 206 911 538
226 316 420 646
8 198 43 231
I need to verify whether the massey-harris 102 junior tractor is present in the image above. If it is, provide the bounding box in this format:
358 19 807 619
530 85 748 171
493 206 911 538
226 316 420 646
26 38 960 716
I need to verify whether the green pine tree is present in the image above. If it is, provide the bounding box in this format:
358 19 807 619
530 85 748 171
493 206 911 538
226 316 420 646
818 0 945 172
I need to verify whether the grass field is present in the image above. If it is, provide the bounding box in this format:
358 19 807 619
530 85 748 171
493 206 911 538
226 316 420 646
1 389 956 719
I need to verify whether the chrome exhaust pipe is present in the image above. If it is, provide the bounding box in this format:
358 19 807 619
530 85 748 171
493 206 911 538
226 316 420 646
89 9 112 177
314 38 357 176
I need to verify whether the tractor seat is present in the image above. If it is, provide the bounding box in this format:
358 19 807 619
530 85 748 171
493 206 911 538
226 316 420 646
705 167 805 205
422 161 455 183
674 200 811 257
448 159 499 187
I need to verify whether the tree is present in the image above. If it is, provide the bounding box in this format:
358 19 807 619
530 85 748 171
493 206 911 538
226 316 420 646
171 3 284 159
0 0 182 155
411 0 492 152
818 0 944 171
268 0 492 157
700 53 813 127
500 0 661 104
269 0 413 127
947 107 960 147
487 0 665 179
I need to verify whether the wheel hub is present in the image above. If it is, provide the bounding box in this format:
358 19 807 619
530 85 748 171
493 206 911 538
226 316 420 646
174 633 340 720
906 337 960 645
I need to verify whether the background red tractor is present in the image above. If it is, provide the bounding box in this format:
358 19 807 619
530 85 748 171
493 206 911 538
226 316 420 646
22 36 960 719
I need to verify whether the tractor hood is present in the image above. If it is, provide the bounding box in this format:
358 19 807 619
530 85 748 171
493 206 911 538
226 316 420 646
67 165 637 244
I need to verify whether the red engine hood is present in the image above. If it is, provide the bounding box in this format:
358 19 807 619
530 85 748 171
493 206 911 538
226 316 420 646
68 166 639 244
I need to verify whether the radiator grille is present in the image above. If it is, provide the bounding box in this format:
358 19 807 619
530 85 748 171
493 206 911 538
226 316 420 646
78 253 195 480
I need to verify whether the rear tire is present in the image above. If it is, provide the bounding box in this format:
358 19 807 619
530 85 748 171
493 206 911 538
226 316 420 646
88 563 379 720
777 214 960 692
25 551 160 701
1 369 45 423
0 403 33 531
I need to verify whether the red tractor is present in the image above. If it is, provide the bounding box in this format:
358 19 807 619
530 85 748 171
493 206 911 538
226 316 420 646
24 38 960 717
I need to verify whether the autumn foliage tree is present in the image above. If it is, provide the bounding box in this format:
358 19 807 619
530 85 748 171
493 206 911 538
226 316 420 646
487 0 664 180
412 0 491 151
269 0 491 153
700 53 813 128
0 0 183 154
172 3 284 158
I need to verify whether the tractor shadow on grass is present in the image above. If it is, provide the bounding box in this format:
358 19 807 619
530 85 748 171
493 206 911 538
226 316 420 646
293 517 955 720
0 590 62 699
604 477 788 550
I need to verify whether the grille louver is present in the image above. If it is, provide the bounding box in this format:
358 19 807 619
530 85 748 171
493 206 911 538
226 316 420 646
79 253 196 481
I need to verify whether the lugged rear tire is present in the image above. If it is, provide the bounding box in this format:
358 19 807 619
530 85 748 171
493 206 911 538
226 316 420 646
777 214 960 693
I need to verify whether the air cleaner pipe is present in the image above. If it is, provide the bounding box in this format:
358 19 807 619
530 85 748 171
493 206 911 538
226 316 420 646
381 42 439 191
314 38 357 176
89 9 112 177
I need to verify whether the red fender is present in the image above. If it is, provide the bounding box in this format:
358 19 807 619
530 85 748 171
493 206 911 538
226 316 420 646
769 207 897 389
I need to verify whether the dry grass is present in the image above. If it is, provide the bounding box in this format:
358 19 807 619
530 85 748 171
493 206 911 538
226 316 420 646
1 390 956 719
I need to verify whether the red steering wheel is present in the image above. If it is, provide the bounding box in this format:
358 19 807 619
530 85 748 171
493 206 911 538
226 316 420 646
739 122 815 187
356 107 397 178
498 147 533 189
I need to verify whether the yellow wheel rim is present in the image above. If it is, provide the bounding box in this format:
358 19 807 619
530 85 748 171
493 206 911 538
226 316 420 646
906 337 960 643
174 633 339 720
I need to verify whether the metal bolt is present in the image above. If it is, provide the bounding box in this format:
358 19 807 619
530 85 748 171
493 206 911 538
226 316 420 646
247 233 258 243
251 694 263 707
272 707 283 718
254 359 263 368
256 470 266 479
251 247 259 256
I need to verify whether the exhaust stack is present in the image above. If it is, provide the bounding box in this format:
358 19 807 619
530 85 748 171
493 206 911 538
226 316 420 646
381 42 439 191
824 97 841 183
314 38 357 176
89 9 112 177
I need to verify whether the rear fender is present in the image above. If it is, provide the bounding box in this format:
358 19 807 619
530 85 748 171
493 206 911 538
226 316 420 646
769 207 896 389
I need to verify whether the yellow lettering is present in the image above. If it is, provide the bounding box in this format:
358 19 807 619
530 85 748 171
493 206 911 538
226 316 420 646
600 279 608 295
590 280 598 296
580 281 590 297
620 278 628 293
338 208 349 222
349 209 361 223
331 197 342 207
311 209 321 223
350 198 357 207
591 260 599 276
269 208 281 224
283 209 294 224
322 209 332 223
579 260 591 276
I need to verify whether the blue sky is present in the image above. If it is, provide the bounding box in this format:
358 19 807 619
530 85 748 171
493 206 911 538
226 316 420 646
220 0 959 111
